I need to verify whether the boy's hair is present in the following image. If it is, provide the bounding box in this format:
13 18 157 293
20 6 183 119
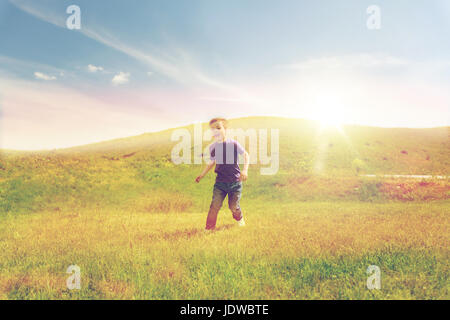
209 118 228 129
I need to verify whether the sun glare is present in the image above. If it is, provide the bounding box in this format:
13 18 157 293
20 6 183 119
319 112 344 128
313 95 345 130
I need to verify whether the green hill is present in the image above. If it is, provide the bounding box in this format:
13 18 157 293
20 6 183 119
0 117 449 300
0 116 449 214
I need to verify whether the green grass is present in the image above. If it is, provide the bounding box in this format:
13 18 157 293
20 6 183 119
0 201 448 299
0 117 448 299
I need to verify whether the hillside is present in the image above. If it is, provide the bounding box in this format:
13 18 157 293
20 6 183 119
0 116 449 214
0 117 449 300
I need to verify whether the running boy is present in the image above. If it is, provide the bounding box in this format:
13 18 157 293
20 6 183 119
195 118 249 230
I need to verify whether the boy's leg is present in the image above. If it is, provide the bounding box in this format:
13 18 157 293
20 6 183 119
205 184 227 230
228 182 243 221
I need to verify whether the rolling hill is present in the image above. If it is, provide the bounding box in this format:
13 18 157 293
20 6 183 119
0 116 449 215
0 117 449 300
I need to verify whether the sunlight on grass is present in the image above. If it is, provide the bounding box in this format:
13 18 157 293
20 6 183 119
0 117 448 299
0 201 448 299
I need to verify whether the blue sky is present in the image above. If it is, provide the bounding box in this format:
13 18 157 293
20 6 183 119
0 0 449 149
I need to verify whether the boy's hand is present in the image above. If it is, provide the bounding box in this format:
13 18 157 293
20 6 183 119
239 170 248 182
195 161 215 183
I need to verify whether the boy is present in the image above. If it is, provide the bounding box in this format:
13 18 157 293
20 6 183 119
195 118 249 230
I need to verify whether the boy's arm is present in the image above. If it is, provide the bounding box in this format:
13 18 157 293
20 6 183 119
240 151 250 181
195 160 216 183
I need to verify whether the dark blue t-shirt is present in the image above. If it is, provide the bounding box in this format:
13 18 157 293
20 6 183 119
209 139 245 183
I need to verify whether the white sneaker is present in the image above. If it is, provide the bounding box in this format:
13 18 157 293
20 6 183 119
237 218 246 227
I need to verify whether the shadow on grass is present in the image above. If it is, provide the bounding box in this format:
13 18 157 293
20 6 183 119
158 224 235 240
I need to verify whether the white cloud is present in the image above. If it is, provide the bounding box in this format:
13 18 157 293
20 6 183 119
34 72 56 81
147 71 154 77
87 64 104 73
111 72 130 85
0 55 65 74
7 0 247 95
282 54 409 71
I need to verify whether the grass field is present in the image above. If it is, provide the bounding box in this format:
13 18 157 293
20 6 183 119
0 117 448 299
0 201 448 299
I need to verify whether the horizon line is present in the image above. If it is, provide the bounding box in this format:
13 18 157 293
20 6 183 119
1 115 449 153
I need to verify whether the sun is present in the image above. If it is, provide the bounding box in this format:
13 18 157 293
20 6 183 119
312 94 345 130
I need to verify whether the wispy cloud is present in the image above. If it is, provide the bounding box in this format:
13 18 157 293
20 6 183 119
8 0 66 27
0 76 176 149
0 55 66 75
34 71 56 80
198 96 262 104
7 0 244 95
111 72 130 85
80 28 243 93
280 54 409 71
